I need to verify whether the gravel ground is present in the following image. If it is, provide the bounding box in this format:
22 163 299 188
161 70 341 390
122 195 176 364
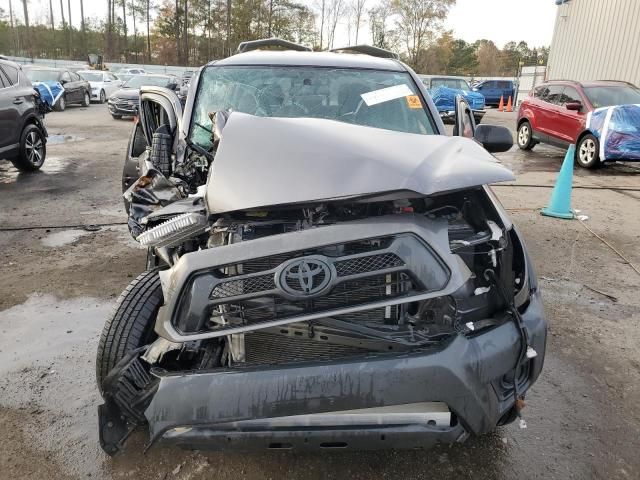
1 104 639 480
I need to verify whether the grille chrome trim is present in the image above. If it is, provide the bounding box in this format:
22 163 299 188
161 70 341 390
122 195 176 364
208 251 405 303
156 215 472 343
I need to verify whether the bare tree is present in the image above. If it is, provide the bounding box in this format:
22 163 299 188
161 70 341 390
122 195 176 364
184 0 188 65
122 0 128 60
67 0 72 56
80 0 87 55
351 0 366 44
326 0 345 49
316 0 326 50
21 0 30 56
49 0 55 30
392 0 455 67
146 0 152 62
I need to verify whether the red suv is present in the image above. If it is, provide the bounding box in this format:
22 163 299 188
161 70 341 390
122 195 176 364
517 80 640 168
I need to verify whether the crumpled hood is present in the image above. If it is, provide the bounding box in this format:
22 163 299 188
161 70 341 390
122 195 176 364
430 86 485 111
205 113 514 214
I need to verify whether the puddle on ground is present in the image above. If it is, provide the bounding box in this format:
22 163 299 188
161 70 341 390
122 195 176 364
0 156 74 184
0 294 111 376
41 229 94 247
497 145 640 177
47 134 85 145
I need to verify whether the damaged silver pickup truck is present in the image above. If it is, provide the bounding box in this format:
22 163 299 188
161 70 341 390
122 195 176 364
98 40 547 455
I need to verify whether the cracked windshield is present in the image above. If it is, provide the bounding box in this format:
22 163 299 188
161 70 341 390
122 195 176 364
190 66 435 147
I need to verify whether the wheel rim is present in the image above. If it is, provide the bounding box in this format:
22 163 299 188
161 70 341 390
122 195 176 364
579 138 596 164
518 125 529 146
25 131 44 167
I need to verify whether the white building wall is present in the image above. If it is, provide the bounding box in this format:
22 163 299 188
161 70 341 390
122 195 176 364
547 0 640 86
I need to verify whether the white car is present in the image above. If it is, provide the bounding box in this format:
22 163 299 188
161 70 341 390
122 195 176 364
116 67 146 75
78 71 123 104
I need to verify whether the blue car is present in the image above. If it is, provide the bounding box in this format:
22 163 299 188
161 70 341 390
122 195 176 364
473 80 515 107
420 75 486 123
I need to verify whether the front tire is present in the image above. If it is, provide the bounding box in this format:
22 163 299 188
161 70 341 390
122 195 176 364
517 121 535 150
54 94 66 111
576 134 600 169
82 91 91 107
96 269 162 394
11 124 46 171
99 90 106 103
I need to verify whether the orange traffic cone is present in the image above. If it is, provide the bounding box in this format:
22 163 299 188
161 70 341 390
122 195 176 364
506 96 513 112
498 95 504 112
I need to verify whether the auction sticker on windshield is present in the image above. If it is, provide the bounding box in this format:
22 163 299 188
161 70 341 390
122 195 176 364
406 95 422 109
361 84 414 106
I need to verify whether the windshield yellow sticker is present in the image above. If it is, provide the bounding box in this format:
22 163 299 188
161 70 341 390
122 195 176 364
406 95 422 109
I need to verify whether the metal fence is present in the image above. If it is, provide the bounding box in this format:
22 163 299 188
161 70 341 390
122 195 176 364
516 65 547 105
4 55 202 77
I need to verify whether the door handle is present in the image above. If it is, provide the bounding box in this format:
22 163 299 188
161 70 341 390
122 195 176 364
13 98 24 104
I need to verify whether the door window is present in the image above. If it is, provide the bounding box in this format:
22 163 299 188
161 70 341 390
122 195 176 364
534 85 549 100
546 85 564 104
0 71 7 88
61 71 72 83
560 86 581 105
1 65 19 85
70 72 81 81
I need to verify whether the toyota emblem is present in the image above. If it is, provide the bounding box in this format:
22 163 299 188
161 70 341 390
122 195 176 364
278 257 333 297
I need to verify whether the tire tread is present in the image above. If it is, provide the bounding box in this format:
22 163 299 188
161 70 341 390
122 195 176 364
96 268 162 393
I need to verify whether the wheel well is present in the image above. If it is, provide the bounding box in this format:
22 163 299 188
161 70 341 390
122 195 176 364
575 130 594 146
517 117 530 129
22 114 42 130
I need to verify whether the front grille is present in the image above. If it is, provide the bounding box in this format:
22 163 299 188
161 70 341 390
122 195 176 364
334 253 403 277
226 237 395 276
211 273 413 329
244 331 371 365
211 274 275 299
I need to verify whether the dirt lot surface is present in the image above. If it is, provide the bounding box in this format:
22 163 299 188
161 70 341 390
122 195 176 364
1 105 639 479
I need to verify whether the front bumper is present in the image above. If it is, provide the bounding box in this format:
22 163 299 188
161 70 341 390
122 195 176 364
143 291 546 451
108 100 137 116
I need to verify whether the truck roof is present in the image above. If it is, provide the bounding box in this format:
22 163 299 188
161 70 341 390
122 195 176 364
209 51 406 72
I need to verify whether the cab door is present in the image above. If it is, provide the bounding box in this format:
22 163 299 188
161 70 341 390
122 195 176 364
555 86 587 143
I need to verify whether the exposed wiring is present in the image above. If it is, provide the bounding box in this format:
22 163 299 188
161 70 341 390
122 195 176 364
577 217 640 276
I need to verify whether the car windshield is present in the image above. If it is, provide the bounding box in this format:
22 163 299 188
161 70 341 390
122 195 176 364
583 85 640 108
24 69 60 82
430 78 471 91
123 75 171 88
190 66 435 148
79 72 103 82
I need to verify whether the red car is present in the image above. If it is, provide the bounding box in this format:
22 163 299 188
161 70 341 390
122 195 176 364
516 80 640 168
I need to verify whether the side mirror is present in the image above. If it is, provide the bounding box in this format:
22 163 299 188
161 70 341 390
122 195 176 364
168 83 178 91
60 79 68 85
474 124 513 153
566 101 582 111
104 78 111 83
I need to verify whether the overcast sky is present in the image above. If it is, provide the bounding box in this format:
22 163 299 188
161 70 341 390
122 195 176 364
16 0 558 49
